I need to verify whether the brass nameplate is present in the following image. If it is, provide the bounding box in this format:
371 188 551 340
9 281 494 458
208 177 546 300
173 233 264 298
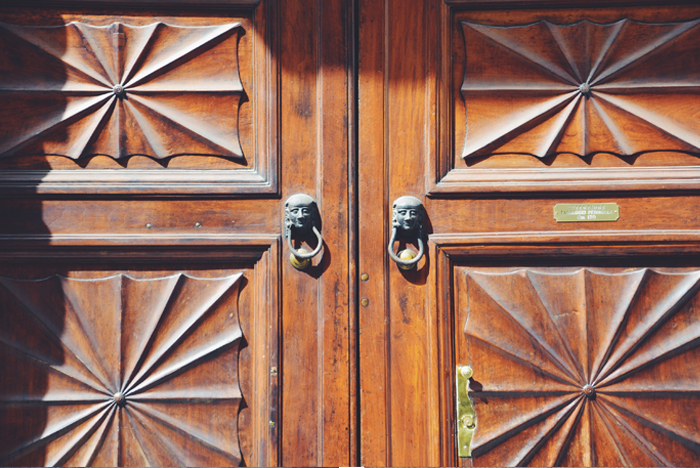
554 203 620 222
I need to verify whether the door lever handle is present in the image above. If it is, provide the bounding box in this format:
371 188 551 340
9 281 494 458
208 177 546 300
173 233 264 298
387 196 424 270
285 194 323 270
457 365 476 458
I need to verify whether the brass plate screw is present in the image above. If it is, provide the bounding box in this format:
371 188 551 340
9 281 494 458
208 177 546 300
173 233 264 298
461 414 475 429
460 366 473 379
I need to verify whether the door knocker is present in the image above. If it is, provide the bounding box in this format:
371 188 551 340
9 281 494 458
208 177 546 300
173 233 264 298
285 194 323 270
387 196 424 270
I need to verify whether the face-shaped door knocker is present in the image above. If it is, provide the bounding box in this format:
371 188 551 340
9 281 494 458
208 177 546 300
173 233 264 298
387 196 424 270
285 194 323 270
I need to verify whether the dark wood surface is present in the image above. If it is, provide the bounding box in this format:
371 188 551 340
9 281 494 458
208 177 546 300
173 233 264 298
0 4 278 195
3 0 700 466
0 0 356 466
458 17 700 160
0 270 247 466
457 266 700 466
0 243 280 467
0 20 246 159
358 0 700 466
438 3 700 194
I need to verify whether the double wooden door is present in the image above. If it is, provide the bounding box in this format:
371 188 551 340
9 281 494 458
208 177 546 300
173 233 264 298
2 0 700 466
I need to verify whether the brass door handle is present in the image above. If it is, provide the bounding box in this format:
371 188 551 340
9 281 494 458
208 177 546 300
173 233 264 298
387 196 425 270
457 365 476 458
285 194 323 270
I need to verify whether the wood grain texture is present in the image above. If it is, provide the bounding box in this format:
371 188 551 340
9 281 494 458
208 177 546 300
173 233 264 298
0 2 279 196
358 0 390 464
444 0 697 7
279 0 354 465
456 267 700 466
1 0 261 7
460 18 700 159
386 0 441 463
0 0 355 465
0 21 245 159
359 1 700 465
0 237 280 467
0 272 244 467
358 0 443 465
431 235 700 466
0 236 279 466
432 3 700 194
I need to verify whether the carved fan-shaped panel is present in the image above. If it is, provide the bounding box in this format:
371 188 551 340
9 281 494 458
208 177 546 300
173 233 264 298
458 268 700 466
0 273 244 467
461 19 700 159
0 21 244 160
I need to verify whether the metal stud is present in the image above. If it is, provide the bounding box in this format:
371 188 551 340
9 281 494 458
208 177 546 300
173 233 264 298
113 84 126 98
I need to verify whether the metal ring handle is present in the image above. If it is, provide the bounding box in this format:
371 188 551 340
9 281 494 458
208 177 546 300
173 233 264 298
285 194 323 270
287 225 323 260
387 227 424 269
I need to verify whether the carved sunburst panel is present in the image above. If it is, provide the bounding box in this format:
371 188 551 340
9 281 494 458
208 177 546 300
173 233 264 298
0 13 257 171
0 272 250 467
457 267 700 467
452 10 700 169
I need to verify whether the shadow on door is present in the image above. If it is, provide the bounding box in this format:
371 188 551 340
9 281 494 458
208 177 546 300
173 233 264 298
0 11 65 466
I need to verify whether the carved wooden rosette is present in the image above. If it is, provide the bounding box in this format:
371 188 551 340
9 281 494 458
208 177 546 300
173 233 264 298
0 273 245 467
461 19 700 159
0 21 244 160
460 268 700 466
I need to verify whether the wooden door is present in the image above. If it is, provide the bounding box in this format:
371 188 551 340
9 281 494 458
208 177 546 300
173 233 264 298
0 0 356 466
358 0 700 466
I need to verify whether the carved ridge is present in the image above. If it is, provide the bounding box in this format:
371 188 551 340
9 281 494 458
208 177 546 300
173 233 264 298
464 268 700 464
0 272 245 466
0 21 245 161
461 18 700 159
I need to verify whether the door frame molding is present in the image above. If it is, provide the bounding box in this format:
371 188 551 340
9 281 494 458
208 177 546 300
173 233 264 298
431 229 700 466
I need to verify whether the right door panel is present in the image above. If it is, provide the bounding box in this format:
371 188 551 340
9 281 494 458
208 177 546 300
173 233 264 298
357 0 700 466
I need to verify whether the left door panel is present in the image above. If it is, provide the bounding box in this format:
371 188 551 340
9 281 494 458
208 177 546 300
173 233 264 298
0 0 355 466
